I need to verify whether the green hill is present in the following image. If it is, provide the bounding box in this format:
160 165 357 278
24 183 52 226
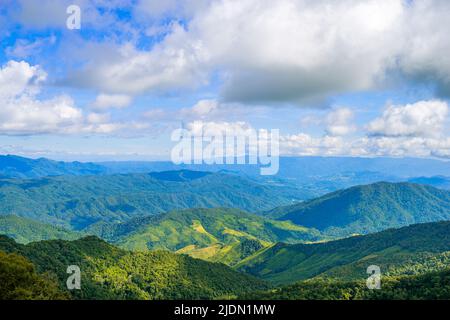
0 250 69 300
237 221 450 285
241 268 450 300
0 215 82 244
268 182 450 236
0 235 268 300
0 170 301 230
87 208 323 265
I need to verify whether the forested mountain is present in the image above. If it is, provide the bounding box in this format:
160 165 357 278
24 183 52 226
86 208 323 265
0 155 105 179
100 157 450 196
241 268 450 300
0 215 82 243
0 250 68 300
0 171 301 230
268 182 450 236
1 154 450 300
237 221 450 284
3 154 450 196
0 235 267 300
3 221 450 300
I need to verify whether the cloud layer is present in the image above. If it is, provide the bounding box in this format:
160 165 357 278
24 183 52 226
56 0 450 106
1 0 450 160
0 60 145 135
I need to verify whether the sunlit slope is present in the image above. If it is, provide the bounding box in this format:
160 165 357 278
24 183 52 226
0 235 268 300
88 208 323 265
237 221 450 285
0 215 83 243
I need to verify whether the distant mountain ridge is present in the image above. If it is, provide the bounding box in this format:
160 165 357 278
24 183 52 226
0 171 302 230
268 182 450 236
2 154 450 185
408 176 450 190
0 155 105 178
100 156 450 179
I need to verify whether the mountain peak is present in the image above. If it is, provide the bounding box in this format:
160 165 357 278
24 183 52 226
270 182 450 237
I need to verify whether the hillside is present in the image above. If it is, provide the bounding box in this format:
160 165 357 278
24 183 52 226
0 155 105 179
0 250 68 300
240 268 450 300
237 221 450 285
0 235 267 300
268 182 450 236
0 170 301 230
87 208 323 265
0 215 82 243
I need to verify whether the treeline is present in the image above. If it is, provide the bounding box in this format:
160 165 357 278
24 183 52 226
240 270 450 300
0 251 68 300
0 235 267 300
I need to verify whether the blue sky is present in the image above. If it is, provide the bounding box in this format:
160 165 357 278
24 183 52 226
0 0 449 161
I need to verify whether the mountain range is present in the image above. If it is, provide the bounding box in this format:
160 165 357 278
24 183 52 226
86 207 323 265
0 155 105 179
240 268 450 300
1 179 450 267
1 154 450 300
237 221 450 284
408 176 450 190
2 154 450 195
0 170 302 230
0 235 267 300
268 182 450 236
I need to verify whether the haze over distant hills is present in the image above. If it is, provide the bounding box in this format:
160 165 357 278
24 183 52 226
100 157 450 179
408 176 450 190
99 157 450 195
0 155 105 179
2 155 450 189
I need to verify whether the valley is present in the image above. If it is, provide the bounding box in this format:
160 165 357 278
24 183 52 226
1 155 450 300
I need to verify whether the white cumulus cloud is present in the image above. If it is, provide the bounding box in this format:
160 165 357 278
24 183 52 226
368 100 448 138
0 60 144 136
11 0 450 106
